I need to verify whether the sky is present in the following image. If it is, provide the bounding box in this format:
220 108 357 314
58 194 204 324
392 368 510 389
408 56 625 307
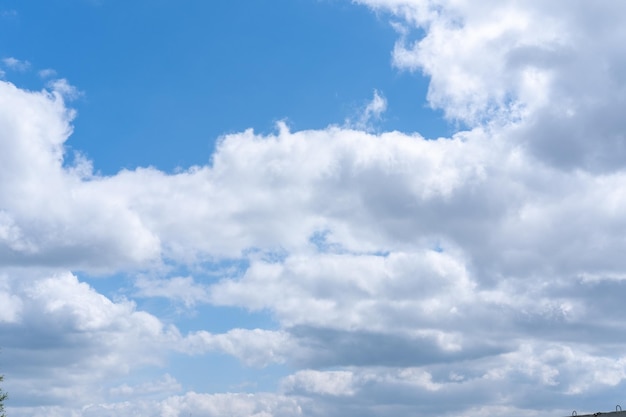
1 0 626 416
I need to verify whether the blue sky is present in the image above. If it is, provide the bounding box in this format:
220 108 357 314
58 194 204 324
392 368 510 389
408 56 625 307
0 0 447 174
2 1 626 417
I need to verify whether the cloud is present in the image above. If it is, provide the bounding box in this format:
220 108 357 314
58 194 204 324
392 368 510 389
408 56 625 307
0 270 184 404
134 276 210 307
4 69 626 413
281 370 357 396
180 328 296 367
347 89 388 131
357 0 626 171
2 57 30 72
0 276 22 323
8 392 306 417
0 269 304 412
109 374 182 397
38 69 57 79
46 78 83 101
0 81 160 271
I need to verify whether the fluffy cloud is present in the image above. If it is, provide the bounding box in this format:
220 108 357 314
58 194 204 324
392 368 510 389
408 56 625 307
358 0 626 170
180 328 296 367
0 270 177 406
0 269 292 411
3 72 626 415
0 81 161 271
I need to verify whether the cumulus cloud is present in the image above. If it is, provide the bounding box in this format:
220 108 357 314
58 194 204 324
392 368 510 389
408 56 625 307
358 0 626 171
0 81 161 271
3 70 626 413
0 269 295 410
0 270 180 405
180 328 297 367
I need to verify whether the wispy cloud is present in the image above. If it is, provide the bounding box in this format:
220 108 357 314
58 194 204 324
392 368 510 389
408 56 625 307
2 57 30 72
134 276 210 307
38 68 57 79
346 89 387 131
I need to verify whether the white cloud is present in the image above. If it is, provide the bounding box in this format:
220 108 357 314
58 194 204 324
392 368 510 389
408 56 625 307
0 269 299 410
109 374 182 397
158 392 305 417
38 68 57 79
7 393 306 417
4 70 626 412
46 78 83 101
0 81 160 271
356 0 626 170
347 89 388 131
210 250 477 333
181 328 296 367
281 370 357 396
3 75 626 413
134 276 210 307
2 57 30 72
